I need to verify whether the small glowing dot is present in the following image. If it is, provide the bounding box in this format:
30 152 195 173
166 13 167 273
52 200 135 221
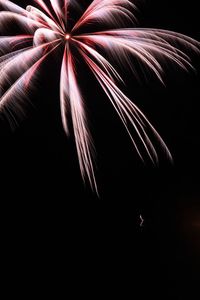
65 34 70 40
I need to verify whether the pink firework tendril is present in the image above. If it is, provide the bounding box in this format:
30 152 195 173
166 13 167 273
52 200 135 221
0 0 199 193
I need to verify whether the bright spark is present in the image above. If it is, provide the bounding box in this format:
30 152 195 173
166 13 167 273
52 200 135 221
65 34 70 40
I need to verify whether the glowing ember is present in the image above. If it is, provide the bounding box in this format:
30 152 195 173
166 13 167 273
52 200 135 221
65 34 70 40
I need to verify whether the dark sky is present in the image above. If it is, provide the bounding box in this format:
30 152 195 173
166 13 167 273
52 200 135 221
0 1 200 298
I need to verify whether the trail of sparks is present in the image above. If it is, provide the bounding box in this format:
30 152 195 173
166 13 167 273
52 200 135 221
0 0 199 193
139 214 144 227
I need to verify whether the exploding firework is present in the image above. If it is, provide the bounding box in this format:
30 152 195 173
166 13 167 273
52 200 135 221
0 1 199 192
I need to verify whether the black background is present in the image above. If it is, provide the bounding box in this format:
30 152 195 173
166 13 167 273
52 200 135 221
0 1 200 298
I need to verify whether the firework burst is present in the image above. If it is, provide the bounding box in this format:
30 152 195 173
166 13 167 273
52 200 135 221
0 0 199 193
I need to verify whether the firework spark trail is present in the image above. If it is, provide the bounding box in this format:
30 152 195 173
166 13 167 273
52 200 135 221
71 0 137 32
60 45 70 136
0 40 61 128
0 1 199 193
76 41 162 163
139 214 144 227
67 49 97 192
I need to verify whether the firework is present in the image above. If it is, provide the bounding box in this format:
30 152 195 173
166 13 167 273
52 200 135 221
0 0 199 193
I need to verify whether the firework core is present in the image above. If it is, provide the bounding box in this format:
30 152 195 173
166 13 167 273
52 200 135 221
65 34 70 40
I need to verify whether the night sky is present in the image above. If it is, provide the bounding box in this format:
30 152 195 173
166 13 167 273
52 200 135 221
0 1 199 298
